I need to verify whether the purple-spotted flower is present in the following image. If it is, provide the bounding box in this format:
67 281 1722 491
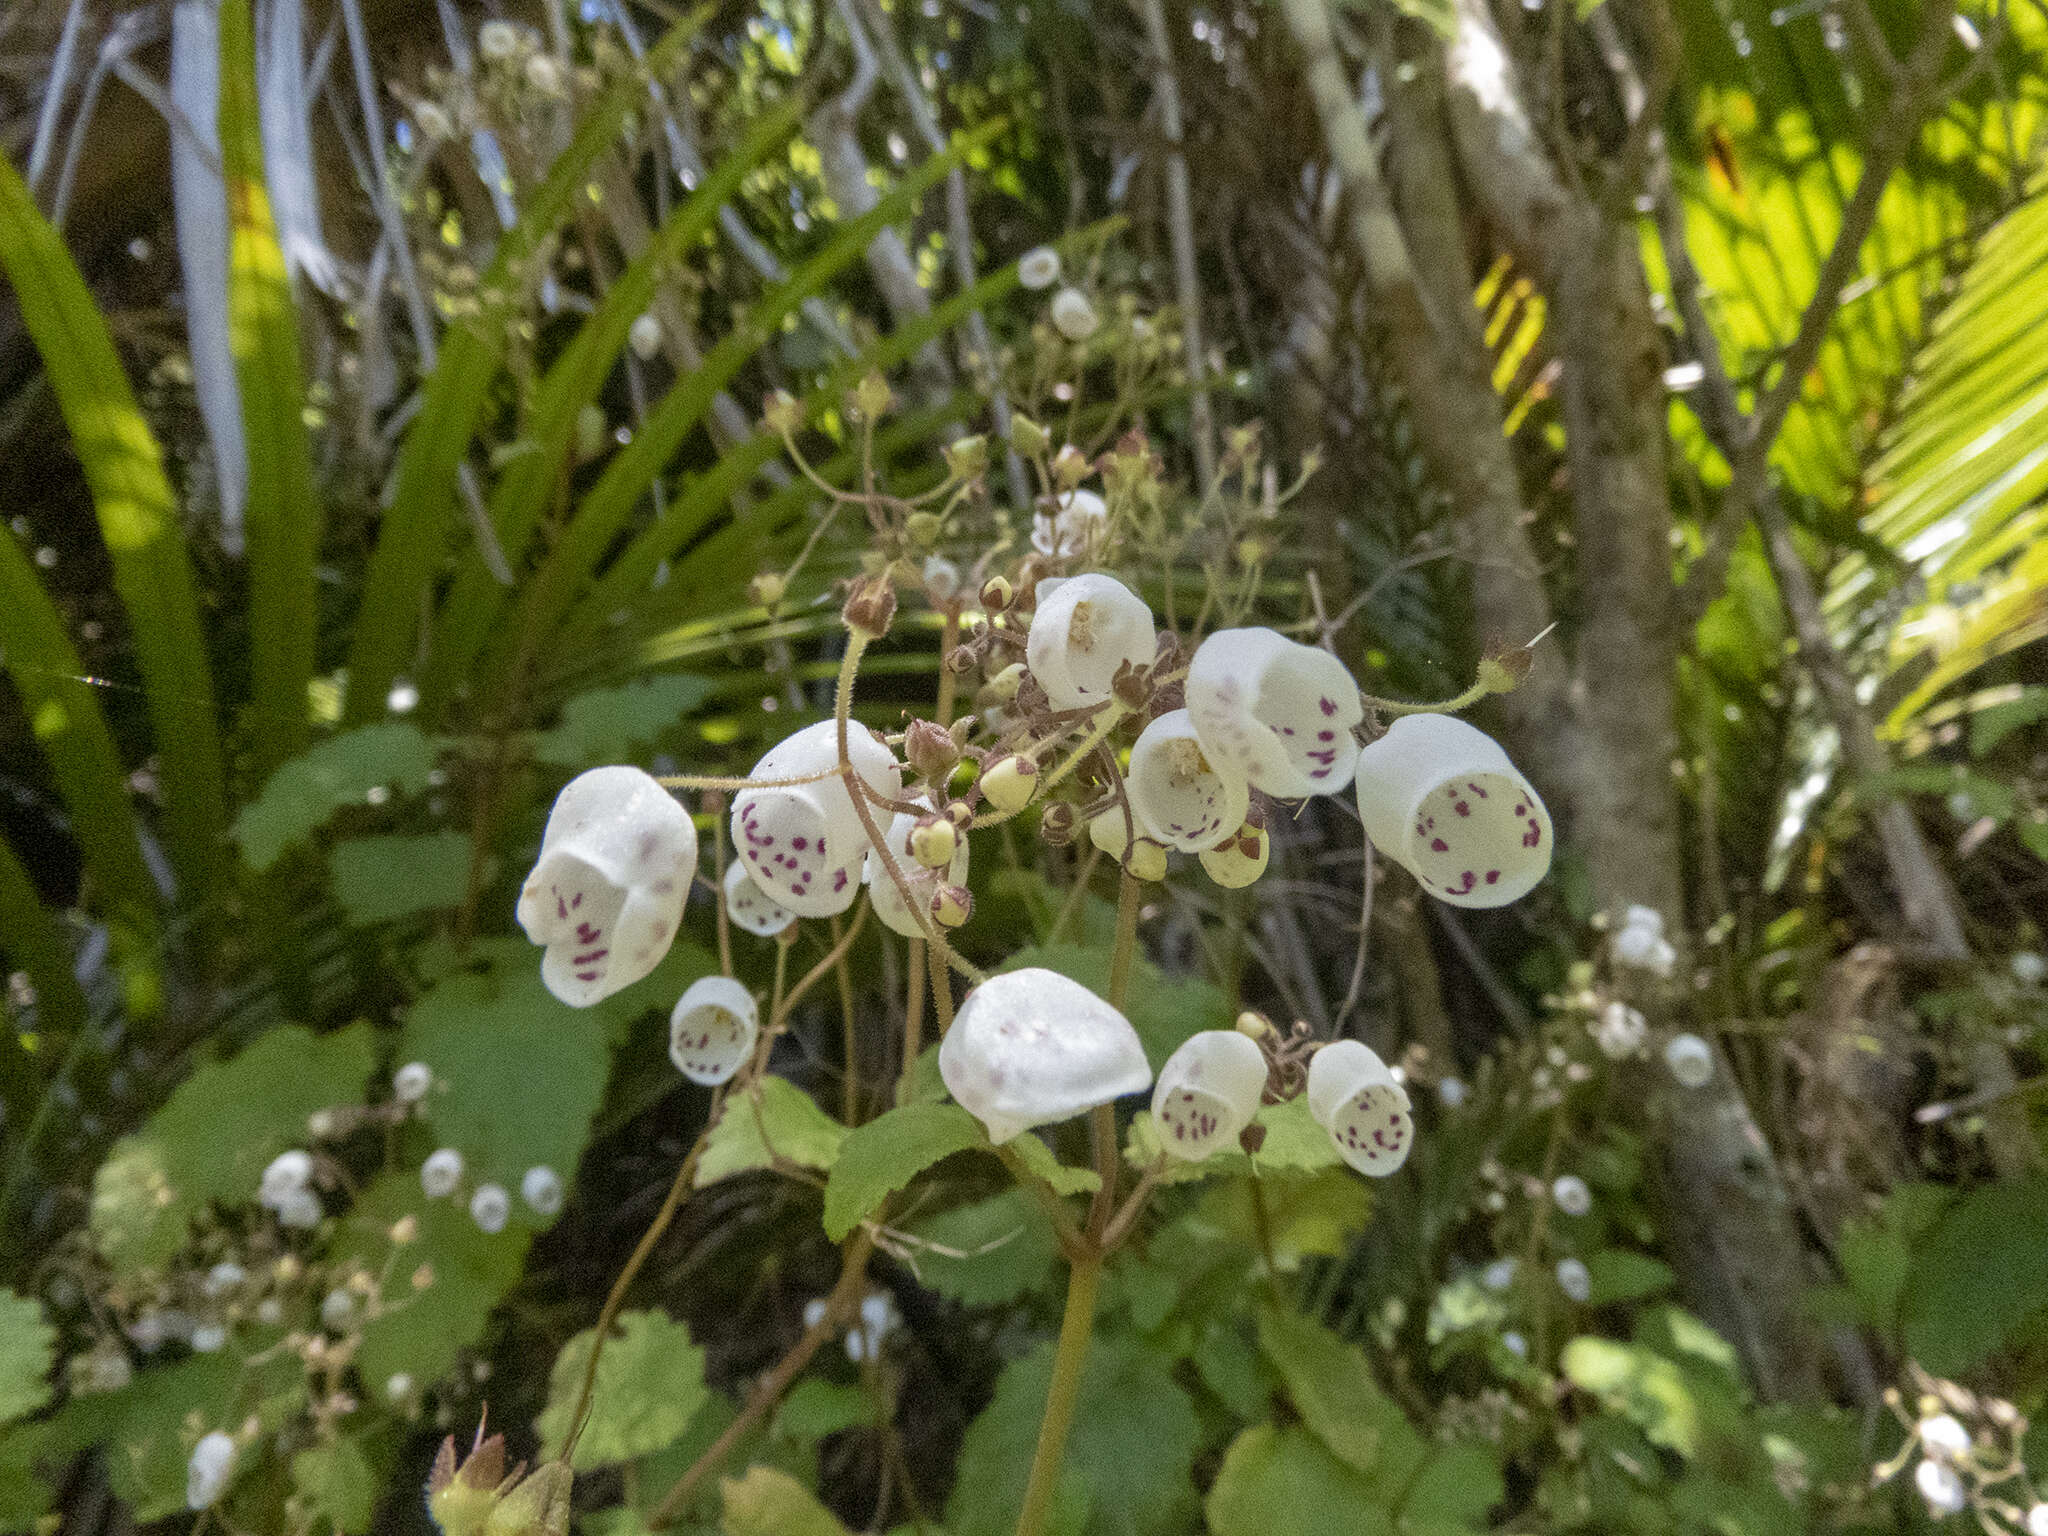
1307 1039 1413 1177
939 969 1151 1144
1352 714 1551 908
731 721 901 918
669 975 759 1086
1186 628 1362 797
1026 573 1155 712
1127 709 1249 854
1151 1030 1267 1159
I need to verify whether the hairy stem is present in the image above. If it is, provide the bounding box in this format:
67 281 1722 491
1011 1253 1103 1536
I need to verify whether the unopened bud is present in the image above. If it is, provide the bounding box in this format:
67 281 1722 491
1235 1011 1274 1039
1040 802 1077 845
905 720 960 785
932 884 973 928
1235 536 1269 567
981 575 1013 612
984 661 1026 701
851 371 894 419
906 512 944 548
843 577 897 639
947 645 980 674
943 434 989 480
1010 413 1049 457
762 389 803 435
749 571 787 608
1477 646 1534 694
945 798 974 830
1051 444 1089 491
909 817 957 869
982 755 1039 814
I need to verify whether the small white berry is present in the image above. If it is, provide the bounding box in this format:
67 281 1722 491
470 1183 511 1234
521 1165 564 1217
421 1148 464 1199
393 1061 432 1103
1551 1175 1592 1217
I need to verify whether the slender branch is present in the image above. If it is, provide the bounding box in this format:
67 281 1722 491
1011 1254 1103 1536
1139 0 1217 489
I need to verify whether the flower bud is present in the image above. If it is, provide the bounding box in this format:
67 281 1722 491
1040 802 1077 846
943 434 990 480
947 644 980 674
984 661 1026 700
909 816 957 869
1127 709 1249 852
628 312 663 361
1476 645 1533 695
669 975 759 1085
867 800 970 937
905 720 961 786
422 1150 462 1198
1551 1174 1591 1216
980 575 1013 612
394 1061 433 1104
1088 812 1168 881
1187 628 1362 797
932 884 973 928
1017 246 1061 290
1026 573 1156 711
517 766 698 1006
1152 1030 1268 1159
762 389 803 436
1199 817 1270 889
945 799 974 830
749 571 787 608
260 1150 314 1209
851 371 894 420
1050 288 1099 341
1352 714 1551 908
1051 444 1090 491
940 969 1151 1143
981 755 1039 814
1307 1039 1413 1177
906 511 945 548
842 576 897 639
1010 413 1049 457
721 859 798 938
1031 488 1107 559
1593 1001 1646 1059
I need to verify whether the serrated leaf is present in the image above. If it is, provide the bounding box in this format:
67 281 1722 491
533 675 718 766
536 1309 708 1469
292 1439 376 1534
1198 1168 1369 1269
720 1465 851 1536
907 1190 1057 1306
1005 1129 1101 1196
823 1104 983 1240
91 1022 376 1272
329 831 475 923
1904 1175 2048 1373
1205 1423 1391 1536
233 723 439 870
0 1292 54 1427
1257 1307 1404 1475
1584 1250 1678 1306
947 1334 1199 1536
696 1076 848 1187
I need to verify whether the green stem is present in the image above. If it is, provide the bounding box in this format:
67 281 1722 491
1358 677 1489 717
1012 1253 1103 1536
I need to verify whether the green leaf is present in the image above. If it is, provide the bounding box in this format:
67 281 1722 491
90 1022 376 1272
1199 1169 1369 1269
822 1104 983 1241
1561 1337 1703 1457
1257 1307 1405 1475
1205 1423 1391 1536
948 1334 1199 1536
0 834 88 1041
1005 1129 1101 1196
697 1075 849 1186
536 1309 708 1469
0 1291 54 1427
721 1465 852 1536
1904 1175 2048 1373
220 0 321 773
774 1379 869 1441
1249 1097 1344 1175
292 1439 377 1534
533 675 718 766
1584 1250 1679 1306
906 1190 1057 1307
0 151 227 906
1971 687 2048 757
233 723 440 870
330 832 475 924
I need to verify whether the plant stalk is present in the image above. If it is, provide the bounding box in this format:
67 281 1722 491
1011 1252 1102 1536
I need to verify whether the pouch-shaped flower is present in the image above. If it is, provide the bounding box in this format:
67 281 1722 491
1186 628 1362 797
1032 487 1107 559
518 766 698 1005
723 859 798 938
939 968 1152 1144
1352 713 1551 907
867 802 971 937
669 975 760 1086
731 720 901 918
1152 1030 1267 1159
1025 573 1155 712
1307 1039 1414 1177
1128 709 1250 853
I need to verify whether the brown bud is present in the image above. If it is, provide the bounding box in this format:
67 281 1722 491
945 799 974 830
1478 644 1534 694
932 884 973 928
947 645 980 675
909 816 957 870
1110 660 1153 712
981 574 1013 611
842 577 897 639
905 720 960 785
1040 802 1077 846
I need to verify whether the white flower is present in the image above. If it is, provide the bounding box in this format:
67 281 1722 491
421 1147 465 1199
189 1323 227 1354
1187 628 1363 798
517 766 698 1006
1593 1001 1647 1059
255 1298 284 1326
1551 1174 1591 1217
1352 713 1552 906
669 976 759 1086
320 1288 355 1329
1306 1040 1414 1177
939 968 1152 1144
521 1165 565 1217
1087 810 1168 881
1127 710 1249 853
259 1149 313 1208
478 20 521 59
1613 908 1677 977
850 1291 900 1361
1031 488 1108 558
2013 951 2047 986
1151 1030 1266 1159
628 312 663 361
1437 1077 1468 1109
1664 1033 1714 1089
721 860 798 938
1920 1414 1971 1461
1018 246 1061 290
276 1189 323 1229
470 1183 511 1234
203 1262 247 1298
803 1298 830 1329
923 555 962 601
1915 1457 1967 1517
394 1061 433 1103
1050 288 1098 341
1619 903 1664 938
524 53 564 94
2025 1502 2048 1536
867 802 970 938
1026 573 1155 712
187 1431 236 1509
1482 1258 1518 1291
412 104 452 143
386 1372 414 1403
731 720 901 918
1198 818 1269 889
1555 1257 1591 1303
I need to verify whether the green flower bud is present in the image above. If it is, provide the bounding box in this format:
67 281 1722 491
981 755 1039 814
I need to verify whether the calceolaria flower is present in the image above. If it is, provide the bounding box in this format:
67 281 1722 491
939 969 1151 1143
732 720 902 918
722 859 798 938
1352 713 1551 907
517 766 698 1006
1127 708 1249 853
1187 628 1363 798
1306 1039 1413 1177
1026 573 1156 712
1087 811 1168 881
668 975 759 1086
1152 1030 1268 1158
1031 487 1107 559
